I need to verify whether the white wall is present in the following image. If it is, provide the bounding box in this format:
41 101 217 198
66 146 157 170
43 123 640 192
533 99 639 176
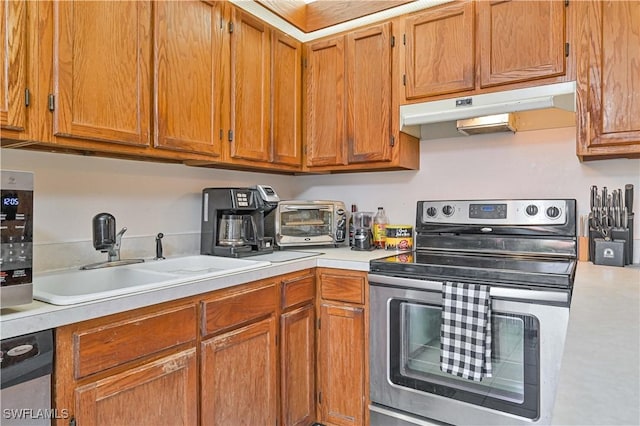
2 126 639 270
293 127 640 262
1 149 296 270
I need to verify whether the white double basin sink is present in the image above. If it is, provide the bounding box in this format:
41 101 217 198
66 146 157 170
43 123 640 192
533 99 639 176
32 256 272 306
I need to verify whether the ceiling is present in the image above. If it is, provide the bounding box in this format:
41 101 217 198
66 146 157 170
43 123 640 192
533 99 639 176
256 0 416 33
230 0 451 42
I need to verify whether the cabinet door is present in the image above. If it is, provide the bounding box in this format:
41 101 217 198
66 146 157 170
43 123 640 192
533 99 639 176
0 0 27 134
272 30 303 167
577 0 640 158
478 0 566 88
404 1 475 99
201 317 277 425
317 303 365 426
229 9 271 162
347 23 392 163
53 1 151 146
305 36 346 167
154 0 223 156
74 349 197 426
281 304 315 426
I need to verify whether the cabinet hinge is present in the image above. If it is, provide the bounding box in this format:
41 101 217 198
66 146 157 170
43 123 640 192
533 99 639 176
219 129 223 140
24 88 30 107
564 0 569 6
565 42 570 57
220 16 224 30
402 74 406 86
228 22 234 33
317 318 321 329
391 35 395 48
390 135 395 147
228 129 234 142
275 334 279 346
318 391 322 404
403 34 406 45
48 94 55 112
303 57 308 69
69 417 77 426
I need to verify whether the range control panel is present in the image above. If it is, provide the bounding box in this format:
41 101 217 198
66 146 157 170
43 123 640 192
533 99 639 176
420 199 569 225
1 171 33 288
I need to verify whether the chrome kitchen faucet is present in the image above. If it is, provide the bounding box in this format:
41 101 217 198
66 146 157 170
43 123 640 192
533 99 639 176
80 213 144 270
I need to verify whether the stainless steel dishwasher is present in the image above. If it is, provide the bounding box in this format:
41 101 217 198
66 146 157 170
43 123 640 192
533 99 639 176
1 329 54 426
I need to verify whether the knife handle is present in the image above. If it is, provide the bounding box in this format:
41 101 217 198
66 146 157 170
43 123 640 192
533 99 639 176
625 184 634 214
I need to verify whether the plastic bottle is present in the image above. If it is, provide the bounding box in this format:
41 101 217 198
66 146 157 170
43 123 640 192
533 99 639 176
372 206 389 249
348 204 357 246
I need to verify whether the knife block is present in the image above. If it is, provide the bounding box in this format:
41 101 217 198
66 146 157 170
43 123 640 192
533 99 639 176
589 213 633 265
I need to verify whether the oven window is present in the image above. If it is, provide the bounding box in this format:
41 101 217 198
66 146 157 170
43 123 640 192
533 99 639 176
280 208 331 237
389 300 540 419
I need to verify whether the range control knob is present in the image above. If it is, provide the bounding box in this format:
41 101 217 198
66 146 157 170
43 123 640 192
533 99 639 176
525 204 539 216
442 205 454 217
546 206 561 218
426 206 437 217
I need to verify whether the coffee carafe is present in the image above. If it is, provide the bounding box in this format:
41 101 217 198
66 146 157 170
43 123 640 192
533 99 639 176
352 211 375 251
201 187 278 258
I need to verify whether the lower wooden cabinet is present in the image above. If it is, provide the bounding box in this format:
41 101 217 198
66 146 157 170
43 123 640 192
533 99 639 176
280 270 316 426
316 268 368 426
53 268 370 426
201 317 278 425
73 349 198 426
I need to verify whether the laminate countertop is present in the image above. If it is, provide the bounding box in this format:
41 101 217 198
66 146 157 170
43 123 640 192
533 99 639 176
552 262 640 426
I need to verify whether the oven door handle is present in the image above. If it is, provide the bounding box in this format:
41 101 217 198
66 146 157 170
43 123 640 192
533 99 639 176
368 274 570 304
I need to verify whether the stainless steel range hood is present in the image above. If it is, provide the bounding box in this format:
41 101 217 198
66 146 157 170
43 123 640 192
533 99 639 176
400 81 576 139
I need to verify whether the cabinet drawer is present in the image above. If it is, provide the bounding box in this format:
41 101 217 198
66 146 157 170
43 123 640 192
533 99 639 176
73 304 197 379
201 282 277 336
281 272 315 310
320 271 365 305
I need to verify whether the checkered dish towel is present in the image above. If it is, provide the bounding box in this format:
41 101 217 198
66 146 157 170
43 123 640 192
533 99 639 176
440 281 493 381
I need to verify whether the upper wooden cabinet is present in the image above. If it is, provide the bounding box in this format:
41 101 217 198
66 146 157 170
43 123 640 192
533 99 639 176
304 22 419 172
304 36 347 167
404 1 475 99
0 0 29 138
402 0 569 102
576 0 640 160
478 0 566 88
271 30 303 167
229 9 271 163
52 1 152 147
153 0 224 156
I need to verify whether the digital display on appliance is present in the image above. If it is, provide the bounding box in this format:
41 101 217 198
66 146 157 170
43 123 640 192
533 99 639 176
3 196 19 206
469 203 507 219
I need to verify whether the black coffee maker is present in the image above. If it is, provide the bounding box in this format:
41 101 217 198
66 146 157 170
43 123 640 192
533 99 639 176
201 186 278 258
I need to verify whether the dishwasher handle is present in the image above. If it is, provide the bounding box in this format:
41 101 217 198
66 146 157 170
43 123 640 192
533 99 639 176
1 330 53 389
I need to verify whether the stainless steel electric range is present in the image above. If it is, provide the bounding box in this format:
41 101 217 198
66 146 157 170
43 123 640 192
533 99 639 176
369 199 577 426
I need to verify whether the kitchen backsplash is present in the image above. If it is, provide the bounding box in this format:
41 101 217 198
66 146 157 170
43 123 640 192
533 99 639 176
2 126 640 271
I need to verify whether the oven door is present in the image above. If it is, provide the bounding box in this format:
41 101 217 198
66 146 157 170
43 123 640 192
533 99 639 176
369 275 569 426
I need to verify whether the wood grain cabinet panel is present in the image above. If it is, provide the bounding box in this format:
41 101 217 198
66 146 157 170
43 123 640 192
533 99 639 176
229 9 271 162
0 0 27 135
201 316 278 425
201 281 277 336
52 1 152 146
319 270 365 305
74 349 198 426
272 30 303 167
404 0 475 99
153 0 224 156
576 0 640 159
347 22 393 163
281 271 315 310
281 304 315 426
304 36 347 167
73 304 197 379
478 0 566 88
317 303 365 426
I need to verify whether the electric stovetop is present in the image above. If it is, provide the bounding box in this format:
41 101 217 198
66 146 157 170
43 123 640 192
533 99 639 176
369 251 576 289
